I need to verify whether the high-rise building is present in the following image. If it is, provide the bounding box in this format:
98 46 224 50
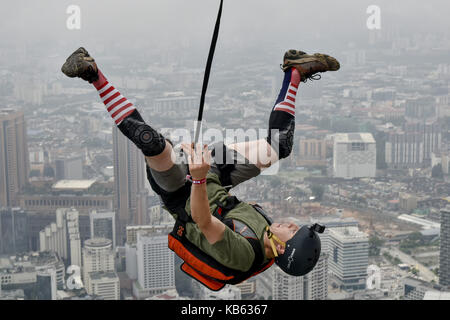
272 265 304 300
82 237 119 300
0 251 65 296
90 210 116 249
404 97 436 120
385 120 442 168
403 277 440 300
316 217 360 255
0 109 29 207
0 207 28 254
35 268 57 300
88 271 120 300
332 133 376 179
298 138 327 167
271 253 329 301
133 226 175 299
124 225 163 282
39 208 82 267
439 206 450 287
233 280 256 299
55 156 83 180
304 253 329 300
328 226 369 291
112 126 148 245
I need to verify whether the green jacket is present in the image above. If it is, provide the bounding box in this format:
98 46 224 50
168 172 270 272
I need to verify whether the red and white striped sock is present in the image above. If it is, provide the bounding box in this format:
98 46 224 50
92 70 136 125
272 67 301 117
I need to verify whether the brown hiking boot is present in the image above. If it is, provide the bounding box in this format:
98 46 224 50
282 49 340 82
61 47 99 83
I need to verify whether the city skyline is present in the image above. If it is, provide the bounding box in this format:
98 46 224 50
1 0 450 303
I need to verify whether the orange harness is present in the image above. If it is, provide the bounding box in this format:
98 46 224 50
168 196 274 291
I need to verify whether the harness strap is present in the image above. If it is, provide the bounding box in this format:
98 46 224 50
211 142 237 190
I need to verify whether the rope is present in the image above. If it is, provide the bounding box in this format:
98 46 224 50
194 0 224 144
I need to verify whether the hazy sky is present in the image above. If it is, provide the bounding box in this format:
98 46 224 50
2 0 449 48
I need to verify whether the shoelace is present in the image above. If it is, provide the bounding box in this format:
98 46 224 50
279 64 322 82
306 73 321 82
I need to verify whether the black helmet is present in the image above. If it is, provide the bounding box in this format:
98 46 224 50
274 223 325 276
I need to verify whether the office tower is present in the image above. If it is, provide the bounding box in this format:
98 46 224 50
19 192 113 215
134 227 175 298
153 94 198 117
66 210 82 268
124 225 158 281
439 206 450 287
0 109 29 207
90 210 116 249
55 156 83 180
233 280 256 299
35 268 57 300
88 272 120 300
403 277 440 300
328 226 369 291
125 225 156 245
82 238 119 300
112 126 148 245
332 133 376 178
298 138 327 167
317 217 360 255
272 265 304 300
0 207 28 254
405 97 436 120
304 253 329 300
404 120 441 163
385 120 442 168
0 251 65 296
39 208 82 267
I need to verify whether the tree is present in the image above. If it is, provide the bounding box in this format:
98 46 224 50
310 184 325 201
29 169 41 178
432 163 444 179
269 176 282 188
43 165 55 178
369 235 385 256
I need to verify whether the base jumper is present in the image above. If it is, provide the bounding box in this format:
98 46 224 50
61 47 340 290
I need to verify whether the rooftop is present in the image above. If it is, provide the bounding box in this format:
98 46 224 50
89 271 118 281
52 179 97 191
329 226 368 242
84 238 112 248
0 251 62 272
423 291 450 300
333 132 376 144
397 214 440 230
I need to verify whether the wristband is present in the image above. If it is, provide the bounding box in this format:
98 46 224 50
186 175 206 185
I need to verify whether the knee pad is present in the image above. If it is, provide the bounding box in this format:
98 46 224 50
118 110 166 157
267 119 295 159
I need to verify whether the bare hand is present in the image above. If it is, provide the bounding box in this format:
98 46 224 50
181 143 211 180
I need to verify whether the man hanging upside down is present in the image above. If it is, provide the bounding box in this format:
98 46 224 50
61 48 340 290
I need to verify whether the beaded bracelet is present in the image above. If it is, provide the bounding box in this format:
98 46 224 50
186 175 206 185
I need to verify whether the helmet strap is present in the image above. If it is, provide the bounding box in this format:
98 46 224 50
265 226 286 257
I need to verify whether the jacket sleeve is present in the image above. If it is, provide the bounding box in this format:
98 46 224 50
185 222 255 272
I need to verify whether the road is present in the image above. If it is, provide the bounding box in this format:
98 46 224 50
381 247 438 282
